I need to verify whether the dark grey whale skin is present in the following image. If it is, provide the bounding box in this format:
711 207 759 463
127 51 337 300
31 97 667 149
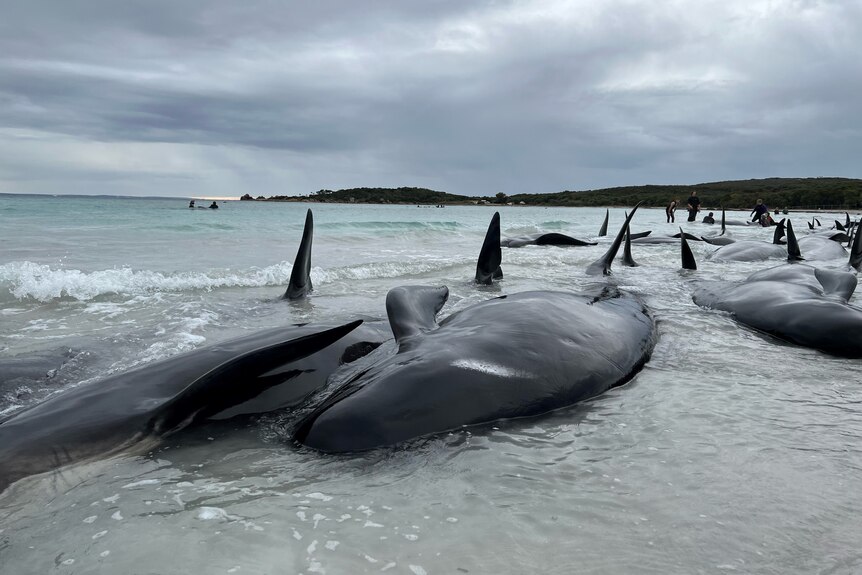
692 264 862 357
0 320 388 493
294 285 656 453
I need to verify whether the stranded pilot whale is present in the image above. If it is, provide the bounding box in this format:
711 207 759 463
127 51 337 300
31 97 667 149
293 284 656 453
692 265 862 357
294 207 657 452
0 320 391 493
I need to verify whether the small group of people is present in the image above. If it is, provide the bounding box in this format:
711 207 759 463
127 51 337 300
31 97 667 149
665 191 702 223
666 194 777 227
188 200 219 209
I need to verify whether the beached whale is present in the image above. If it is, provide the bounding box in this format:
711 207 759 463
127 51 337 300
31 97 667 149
294 208 656 452
0 320 388 493
501 233 598 248
705 220 787 262
293 284 656 452
692 264 862 357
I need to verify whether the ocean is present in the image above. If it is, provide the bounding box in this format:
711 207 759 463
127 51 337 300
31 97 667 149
1 194 861 574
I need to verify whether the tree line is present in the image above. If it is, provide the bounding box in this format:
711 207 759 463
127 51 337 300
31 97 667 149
249 178 862 209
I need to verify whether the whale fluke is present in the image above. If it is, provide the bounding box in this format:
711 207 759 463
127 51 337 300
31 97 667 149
622 213 638 267
786 220 803 261
150 320 363 434
587 203 641 275
598 209 609 237
680 227 697 270
849 221 862 271
476 212 502 284
284 209 314 300
386 285 449 344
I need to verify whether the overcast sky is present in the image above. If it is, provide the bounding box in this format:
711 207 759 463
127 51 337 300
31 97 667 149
1 0 859 197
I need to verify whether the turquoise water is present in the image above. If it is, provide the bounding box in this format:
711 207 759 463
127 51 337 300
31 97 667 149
1 194 861 574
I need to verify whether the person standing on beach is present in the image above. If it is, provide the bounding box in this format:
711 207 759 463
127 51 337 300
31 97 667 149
686 191 701 222
666 199 677 223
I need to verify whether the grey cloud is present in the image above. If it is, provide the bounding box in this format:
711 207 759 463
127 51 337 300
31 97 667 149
0 0 860 196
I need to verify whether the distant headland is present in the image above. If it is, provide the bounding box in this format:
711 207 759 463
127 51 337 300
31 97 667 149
239 177 862 210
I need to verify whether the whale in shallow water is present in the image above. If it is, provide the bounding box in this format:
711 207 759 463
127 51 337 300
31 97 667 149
692 264 862 357
293 283 656 453
501 232 598 248
706 220 787 262
0 320 389 492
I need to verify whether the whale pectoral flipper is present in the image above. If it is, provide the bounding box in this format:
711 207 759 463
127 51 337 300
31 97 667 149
149 320 363 434
284 209 314 300
385 285 449 344
814 268 857 301
475 212 502 285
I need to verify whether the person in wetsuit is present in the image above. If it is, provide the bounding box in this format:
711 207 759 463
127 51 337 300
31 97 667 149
209 201 219 209
666 199 678 223
686 191 701 222
189 200 195 208
702 212 715 224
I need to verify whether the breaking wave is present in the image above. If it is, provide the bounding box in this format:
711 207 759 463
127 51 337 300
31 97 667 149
0 258 469 303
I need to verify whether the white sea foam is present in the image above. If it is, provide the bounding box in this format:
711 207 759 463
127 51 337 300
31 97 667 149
0 258 465 302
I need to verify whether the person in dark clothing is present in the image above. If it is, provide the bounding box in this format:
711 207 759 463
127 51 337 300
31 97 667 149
666 199 678 223
209 201 219 209
686 191 701 222
750 199 768 223
702 212 715 224
189 199 195 208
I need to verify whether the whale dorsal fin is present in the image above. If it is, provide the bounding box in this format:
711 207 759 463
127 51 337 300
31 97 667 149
849 220 862 271
720 208 726 236
786 220 804 261
622 213 638 267
150 320 363 434
475 212 502 285
772 219 786 244
846 212 852 230
814 268 857 301
598 209 609 237
835 220 846 231
680 227 697 270
284 209 314 300
586 203 641 275
385 285 449 344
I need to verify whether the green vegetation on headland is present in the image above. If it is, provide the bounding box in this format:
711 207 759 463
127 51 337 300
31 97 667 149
240 177 862 210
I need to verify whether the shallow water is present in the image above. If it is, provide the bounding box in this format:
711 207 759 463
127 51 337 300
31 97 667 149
1 196 861 574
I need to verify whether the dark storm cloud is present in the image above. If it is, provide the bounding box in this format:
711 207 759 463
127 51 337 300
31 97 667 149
0 0 860 196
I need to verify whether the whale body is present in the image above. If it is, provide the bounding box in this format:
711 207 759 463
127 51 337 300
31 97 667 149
0 320 386 492
294 285 656 452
